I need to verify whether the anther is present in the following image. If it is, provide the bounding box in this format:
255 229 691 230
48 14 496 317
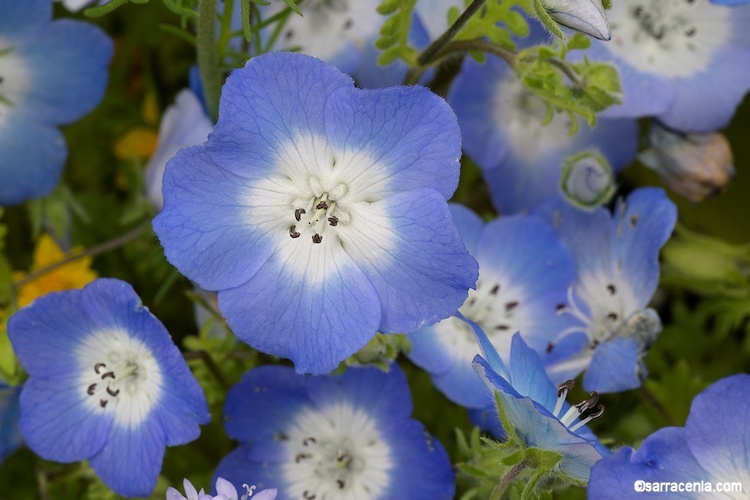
607 312 619 321
629 214 639 228
505 301 519 312
87 383 97 396
99 399 108 408
303 436 317 446
576 391 600 412
295 453 309 463
289 225 300 239
336 449 347 462
607 284 616 295
547 343 555 353
303 491 316 500
495 324 509 331
343 18 353 30
295 208 306 221
337 479 345 489
312 234 322 244
557 380 575 397
586 404 605 420
490 284 500 295
316 201 328 210
556 303 566 312
94 362 107 374
328 216 338 226
106 387 120 397
100 371 116 380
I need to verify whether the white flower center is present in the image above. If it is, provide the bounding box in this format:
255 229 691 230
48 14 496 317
274 0 382 62
606 0 731 78
494 75 571 164
282 403 392 500
0 40 29 112
77 329 162 427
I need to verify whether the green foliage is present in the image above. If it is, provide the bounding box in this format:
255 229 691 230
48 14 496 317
375 0 419 65
340 333 412 371
515 34 622 132
451 0 531 51
85 0 152 18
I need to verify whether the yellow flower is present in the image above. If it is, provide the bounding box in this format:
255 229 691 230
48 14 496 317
14 235 98 307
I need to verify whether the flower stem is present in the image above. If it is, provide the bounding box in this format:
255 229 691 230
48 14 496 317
183 350 230 390
491 462 527 500
432 39 518 67
12 224 147 289
417 0 488 67
197 0 222 121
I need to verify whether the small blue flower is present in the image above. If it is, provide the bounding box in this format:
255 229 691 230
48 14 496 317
145 88 213 211
0 0 113 205
0 382 22 463
534 188 678 393
167 477 277 500
408 204 577 408
448 25 637 214
579 0 750 132
588 374 750 498
8 278 210 497
153 52 478 375
471 326 610 483
215 364 455 499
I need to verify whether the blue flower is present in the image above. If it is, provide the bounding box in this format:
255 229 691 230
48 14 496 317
588 374 750 498
533 188 678 393
8 278 210 497
257 1 430 88
0 0 113 205
145 88 213 211
579 0 750 132
471 326 610 483
408 204 577 408
447 25 637 214
215 364 455 499
0 382 22 463
153 52 478 375
167 477 277 500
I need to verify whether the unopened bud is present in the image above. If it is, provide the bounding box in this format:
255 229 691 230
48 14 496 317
639 122 735 202
559 150 616 211
540 0 611 41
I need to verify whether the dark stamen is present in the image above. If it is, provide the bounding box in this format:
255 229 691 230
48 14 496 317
289 225 300 238
303 436 317 446
505 301 519 312
100 371 115 380
556 303 566 311
303 491 316 500
106 387 120 397
607 312 618 321
312 234 322 244
343 18 353 30
87 383 97 396
629 214 639 228
328 216 338 226
607 284 616 295
295 453 308 463
490 284 500 295
337 479 345 489
316 201 328 210
495 324 509 331
557 380 575 397
585 404 605 420
336 449 347 462
295 208 306 221
547 343 555 353
99 399 108 408
576 391 600 412
94 362 107 374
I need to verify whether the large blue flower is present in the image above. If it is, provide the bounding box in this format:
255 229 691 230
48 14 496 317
408 204 577 408
471 326 610 483
0 382 22 464
8 279 210 497
534 188 678 393
448 27 638 214
0 0 112 205
153 52 478 375
580 0 750 132
589 374 750 498
215 364 455 499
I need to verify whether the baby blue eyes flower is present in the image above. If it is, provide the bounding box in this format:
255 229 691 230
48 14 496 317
8 278 210 498
534 188 678 393
0 0 113 205
471 326 609 483
589 374 750 498
408 204 576 408
167 477 277 500
582 0 750 132
215 364 455 499
153 52 478 375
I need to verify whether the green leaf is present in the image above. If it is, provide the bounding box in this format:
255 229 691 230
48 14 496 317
281 0 302 17
374 0 418 66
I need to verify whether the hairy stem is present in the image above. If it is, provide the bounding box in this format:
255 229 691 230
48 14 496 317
433 39 518 67
197 0 221 121
491 462 527 500
417 0 489 66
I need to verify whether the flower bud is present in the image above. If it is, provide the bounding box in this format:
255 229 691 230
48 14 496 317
541 0 611 40
639 122 735 202
559 150 616 210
